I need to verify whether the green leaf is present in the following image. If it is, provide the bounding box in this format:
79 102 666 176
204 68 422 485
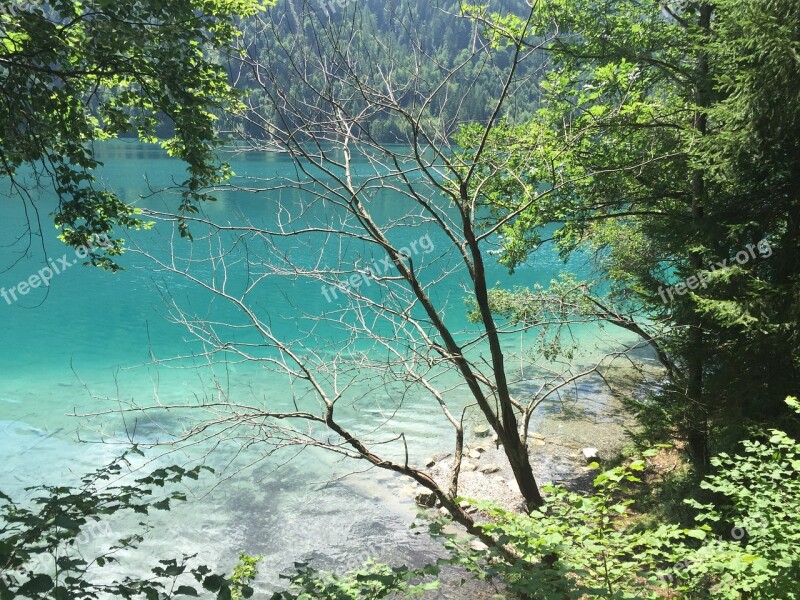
54 514 82 532
204 575 228 592
685 529 707 540
175 585 200 596
18 574 54 595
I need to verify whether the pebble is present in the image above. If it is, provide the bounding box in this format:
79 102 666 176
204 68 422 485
480 464 501 474
470 540 489 552
582 447 599 462
415 492 437 508
473 424 491 437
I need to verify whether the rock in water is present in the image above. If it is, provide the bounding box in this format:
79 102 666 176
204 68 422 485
415 492 437 508
424 456 436 468
473 424 491 437
582 447 600 462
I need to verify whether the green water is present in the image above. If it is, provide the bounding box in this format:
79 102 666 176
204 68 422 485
0 141 623 592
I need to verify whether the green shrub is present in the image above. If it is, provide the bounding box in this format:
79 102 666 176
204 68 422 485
268 561 440 600
434 398 800 598
0 449 249 599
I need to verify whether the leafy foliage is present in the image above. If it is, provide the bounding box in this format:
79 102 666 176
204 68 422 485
430 399 800 598
230 554 262 600
0 0 267 268
268 560 440 600
0 449 246 599
465 274 598 361
454 0 800 459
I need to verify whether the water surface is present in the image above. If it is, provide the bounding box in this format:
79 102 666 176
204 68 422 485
0 140 622 593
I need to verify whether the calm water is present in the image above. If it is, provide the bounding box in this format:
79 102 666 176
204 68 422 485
0 141 617 593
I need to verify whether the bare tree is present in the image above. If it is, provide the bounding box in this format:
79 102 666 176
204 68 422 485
227 0 554 511
80 0 668 550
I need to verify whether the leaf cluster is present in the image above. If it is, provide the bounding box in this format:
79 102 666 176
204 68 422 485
0 0 268 268
0 448 250 599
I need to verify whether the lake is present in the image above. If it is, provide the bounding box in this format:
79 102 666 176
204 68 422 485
0 140 630 595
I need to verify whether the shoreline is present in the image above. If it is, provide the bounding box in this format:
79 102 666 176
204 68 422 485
404 370 645 515
388 376 645 598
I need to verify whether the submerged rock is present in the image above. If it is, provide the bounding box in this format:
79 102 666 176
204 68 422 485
473 424 491 437
415 492 437 508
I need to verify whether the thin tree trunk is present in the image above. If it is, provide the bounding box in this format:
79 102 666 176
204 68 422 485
686 1 713 469
463 185 544 510
504 438 545 510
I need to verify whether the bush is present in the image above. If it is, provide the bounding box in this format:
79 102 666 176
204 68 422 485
0 448 251 599
433 398 800 598
268 561 440 600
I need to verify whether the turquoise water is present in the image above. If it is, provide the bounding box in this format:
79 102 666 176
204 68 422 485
0 141 619 592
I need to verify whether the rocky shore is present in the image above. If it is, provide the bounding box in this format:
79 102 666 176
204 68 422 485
405 386 637 514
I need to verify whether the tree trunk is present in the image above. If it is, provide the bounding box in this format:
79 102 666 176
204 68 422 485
685 1 714 470
503 434 545 510
463 186 545 510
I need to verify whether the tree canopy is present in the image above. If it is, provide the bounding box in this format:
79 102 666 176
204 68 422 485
459 0 800 464
0 0 265 268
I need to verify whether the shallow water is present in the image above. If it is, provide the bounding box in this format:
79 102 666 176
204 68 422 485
0 141 631 594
